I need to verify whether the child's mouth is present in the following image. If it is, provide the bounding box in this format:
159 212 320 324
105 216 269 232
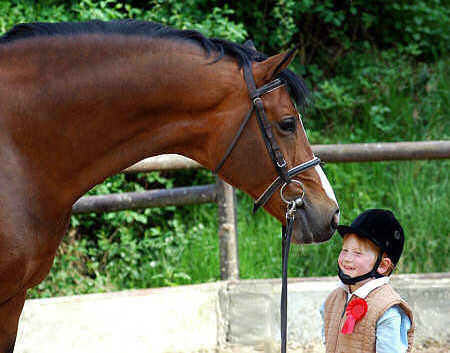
343 265 355 272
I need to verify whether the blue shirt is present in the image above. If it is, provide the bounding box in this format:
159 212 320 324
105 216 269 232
376 305 411 353
320 277 411 353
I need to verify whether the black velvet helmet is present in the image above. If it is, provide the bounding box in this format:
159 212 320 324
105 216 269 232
337 209 404 265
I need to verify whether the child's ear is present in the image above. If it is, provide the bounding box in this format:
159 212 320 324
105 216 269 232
377 256 393 275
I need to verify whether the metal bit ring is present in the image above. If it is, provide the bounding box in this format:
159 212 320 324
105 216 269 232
280 179 305 207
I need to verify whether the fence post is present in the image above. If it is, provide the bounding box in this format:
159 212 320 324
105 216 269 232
216 177 240 280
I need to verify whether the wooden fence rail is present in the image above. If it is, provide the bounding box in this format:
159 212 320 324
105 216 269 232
313 141 450 162
72 185 216 214
71 141 450 280
123 141 450 173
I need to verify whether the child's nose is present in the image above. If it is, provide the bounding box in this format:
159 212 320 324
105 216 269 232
342 253 354 261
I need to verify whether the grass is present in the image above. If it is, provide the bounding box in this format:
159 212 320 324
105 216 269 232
172 158 449 284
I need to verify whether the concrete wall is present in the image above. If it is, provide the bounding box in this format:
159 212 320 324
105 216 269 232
15 273 449 353
224 273 450 352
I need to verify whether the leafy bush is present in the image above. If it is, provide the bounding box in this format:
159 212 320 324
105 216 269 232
0 0 247 41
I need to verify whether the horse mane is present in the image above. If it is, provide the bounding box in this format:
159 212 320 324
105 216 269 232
0 19 309 107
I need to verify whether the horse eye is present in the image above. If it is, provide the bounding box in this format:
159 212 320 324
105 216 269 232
278 117 296 133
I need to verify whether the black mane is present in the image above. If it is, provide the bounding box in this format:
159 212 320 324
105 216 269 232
0 20 309 107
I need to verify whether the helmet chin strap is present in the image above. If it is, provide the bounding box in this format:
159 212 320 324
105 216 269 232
338 252 384 285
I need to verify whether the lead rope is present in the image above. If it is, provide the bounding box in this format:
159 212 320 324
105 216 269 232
281 201 296 353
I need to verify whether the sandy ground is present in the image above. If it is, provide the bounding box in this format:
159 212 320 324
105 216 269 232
214 340 450 353
414 339 450 353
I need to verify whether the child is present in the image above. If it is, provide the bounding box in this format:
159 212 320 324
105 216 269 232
320 209 414 353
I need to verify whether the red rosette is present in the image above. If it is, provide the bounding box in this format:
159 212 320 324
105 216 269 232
341 297 368 334
347 297 368 320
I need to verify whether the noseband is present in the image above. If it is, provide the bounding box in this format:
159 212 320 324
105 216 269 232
214 62 321 353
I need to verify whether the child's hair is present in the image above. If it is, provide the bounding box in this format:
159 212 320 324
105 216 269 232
342 233 379 254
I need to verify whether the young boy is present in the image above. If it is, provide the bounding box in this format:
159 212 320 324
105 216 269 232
321 209 414 353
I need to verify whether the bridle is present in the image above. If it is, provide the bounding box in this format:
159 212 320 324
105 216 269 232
214 63 320 211
214 61 321 353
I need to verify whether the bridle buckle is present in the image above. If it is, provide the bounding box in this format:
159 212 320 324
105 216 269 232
252 97 263 106
277 159 287 168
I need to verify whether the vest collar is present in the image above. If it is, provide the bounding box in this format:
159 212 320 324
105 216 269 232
339 276 390 300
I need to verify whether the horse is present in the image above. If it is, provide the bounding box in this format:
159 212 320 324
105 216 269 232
0 20 339 351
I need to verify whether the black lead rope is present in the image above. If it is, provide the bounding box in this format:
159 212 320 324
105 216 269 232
211 59 320 352
281 202 296 353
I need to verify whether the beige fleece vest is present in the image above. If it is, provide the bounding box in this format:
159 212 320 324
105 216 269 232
323 284 414 353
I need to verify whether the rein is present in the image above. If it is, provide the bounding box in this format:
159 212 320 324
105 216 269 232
214 62 321 352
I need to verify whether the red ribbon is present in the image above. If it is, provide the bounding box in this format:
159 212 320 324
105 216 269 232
341 297 368 334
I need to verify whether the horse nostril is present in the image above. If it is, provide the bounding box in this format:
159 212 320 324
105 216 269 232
331 209 340 230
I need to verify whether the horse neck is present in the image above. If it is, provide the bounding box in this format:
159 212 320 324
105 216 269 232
3 36 240 206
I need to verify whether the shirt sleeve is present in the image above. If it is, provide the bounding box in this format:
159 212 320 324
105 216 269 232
376 305 411 353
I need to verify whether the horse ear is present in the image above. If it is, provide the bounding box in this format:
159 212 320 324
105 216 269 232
253 47 298 84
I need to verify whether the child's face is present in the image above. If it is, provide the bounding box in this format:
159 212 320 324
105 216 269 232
338 233 379 278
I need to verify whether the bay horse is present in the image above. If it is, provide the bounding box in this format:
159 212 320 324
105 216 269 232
0 20 339 351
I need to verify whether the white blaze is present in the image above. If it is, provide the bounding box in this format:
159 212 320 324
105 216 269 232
315 165 338 207
298 113 339 218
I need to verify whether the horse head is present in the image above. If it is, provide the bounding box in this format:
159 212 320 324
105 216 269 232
210 48 339 244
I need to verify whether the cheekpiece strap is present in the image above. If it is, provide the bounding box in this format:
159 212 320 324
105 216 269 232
242 64 290 184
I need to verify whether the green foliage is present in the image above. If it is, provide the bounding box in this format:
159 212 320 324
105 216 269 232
0 1 447 297
2 0 448 60
308 52 449 143
144 1 247 41
0 0 247 41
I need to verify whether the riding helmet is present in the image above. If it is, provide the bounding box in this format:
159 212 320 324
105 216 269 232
337 209 404 265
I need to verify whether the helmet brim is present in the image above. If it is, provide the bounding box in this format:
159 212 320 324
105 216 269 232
337 224 383 249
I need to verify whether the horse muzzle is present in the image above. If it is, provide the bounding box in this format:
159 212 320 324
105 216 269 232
291 195 339 244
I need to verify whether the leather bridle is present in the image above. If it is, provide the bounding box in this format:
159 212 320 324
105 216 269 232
214 62 321 212
214 61 321 353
